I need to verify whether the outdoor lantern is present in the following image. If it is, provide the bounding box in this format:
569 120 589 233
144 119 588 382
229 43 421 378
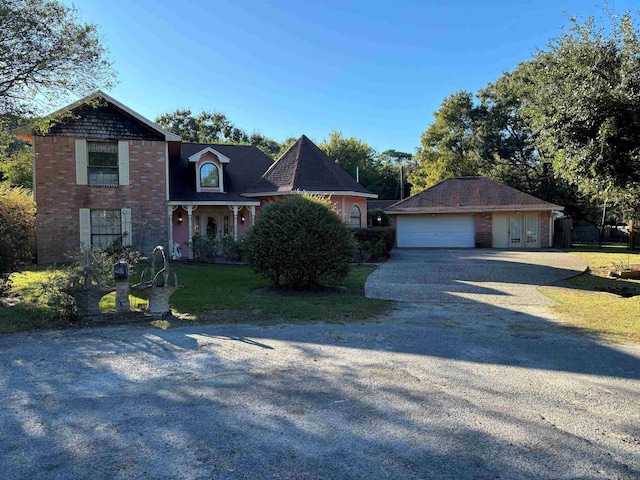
241 213 245 224
177 212 183 225
377 214 382 224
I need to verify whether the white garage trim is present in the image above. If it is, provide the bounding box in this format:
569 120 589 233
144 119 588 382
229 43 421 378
397 215 475 248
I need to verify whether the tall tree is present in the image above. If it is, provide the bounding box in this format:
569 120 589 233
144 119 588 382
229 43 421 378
377 149 414 199
155 109 286 158
0 0 115 118
477 72 598 219
155 109 247 144
278 137 298 157
409 91 480 192
318 131 381 192
248 132 282 158
521 10 640 211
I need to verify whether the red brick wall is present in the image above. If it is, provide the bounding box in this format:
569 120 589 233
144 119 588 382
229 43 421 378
474 212 493 247
540 211 551 248
34 136 168 263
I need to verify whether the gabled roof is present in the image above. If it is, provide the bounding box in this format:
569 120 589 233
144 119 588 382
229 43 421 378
20 90 181 142
244 135 376 198
188 146 230 163
385 177 563 214
169 143 273 203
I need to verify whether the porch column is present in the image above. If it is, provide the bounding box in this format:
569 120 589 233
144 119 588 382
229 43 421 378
187 205 194 260
233 206 239 241
168 206 174 257
250 205 256 226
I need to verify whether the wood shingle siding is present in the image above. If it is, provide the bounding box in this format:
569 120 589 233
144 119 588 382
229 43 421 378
47 104 164 141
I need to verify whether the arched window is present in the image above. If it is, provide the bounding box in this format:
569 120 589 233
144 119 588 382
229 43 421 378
349 204 361 228
200 163 219 187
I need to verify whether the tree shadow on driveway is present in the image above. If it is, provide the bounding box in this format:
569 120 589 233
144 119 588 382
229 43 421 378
365 248 587 304
0 314 639 479
1 251 639 479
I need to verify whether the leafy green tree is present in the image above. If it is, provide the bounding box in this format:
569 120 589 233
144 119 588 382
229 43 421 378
155 109 286 158
408 58 616 221
248 132 282 158
0 117 33 188
319 131 378 183
278 137 298 157
409 91 480 192
243 195 356 290
0 147 32 188
521 11 640 208
0 0 115 118
155 109 247 144
377 149 414 199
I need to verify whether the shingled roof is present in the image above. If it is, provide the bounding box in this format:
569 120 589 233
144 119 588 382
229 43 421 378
17 90 181 142
170 143 274 202
386 177 563 214
244 135 376 197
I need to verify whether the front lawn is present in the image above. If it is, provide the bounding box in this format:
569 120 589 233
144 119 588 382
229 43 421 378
540 247 640 344
0 263 390 334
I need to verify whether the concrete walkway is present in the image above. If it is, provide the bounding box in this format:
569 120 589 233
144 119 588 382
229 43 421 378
365 249 588 305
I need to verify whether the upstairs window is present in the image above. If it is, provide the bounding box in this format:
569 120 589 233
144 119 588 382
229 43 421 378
200 163 220 188
349 204 361 228
88 141 118 186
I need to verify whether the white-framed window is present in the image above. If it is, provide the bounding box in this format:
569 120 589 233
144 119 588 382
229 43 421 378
90 209 122 248
75 139 129 186
79 208 132 249
200 163 220 187
349 204 362 228
88 141 119 185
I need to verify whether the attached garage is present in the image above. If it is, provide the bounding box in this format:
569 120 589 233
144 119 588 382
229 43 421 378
385 177 563 249
396 215 475 248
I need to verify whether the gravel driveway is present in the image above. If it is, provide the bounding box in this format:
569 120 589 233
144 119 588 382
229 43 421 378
1 302 639 479
365 249 588 305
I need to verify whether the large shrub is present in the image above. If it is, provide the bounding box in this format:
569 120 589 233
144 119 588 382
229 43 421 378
0 183 36 274
244 195 356 290
352 227 395 262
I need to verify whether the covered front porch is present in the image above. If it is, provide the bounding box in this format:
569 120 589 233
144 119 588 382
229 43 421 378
168 202 259 259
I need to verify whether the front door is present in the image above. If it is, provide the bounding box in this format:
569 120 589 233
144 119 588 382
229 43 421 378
205 215 218 240
509 216 523 247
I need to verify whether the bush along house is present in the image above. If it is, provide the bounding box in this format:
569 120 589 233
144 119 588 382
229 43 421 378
18 91 377 264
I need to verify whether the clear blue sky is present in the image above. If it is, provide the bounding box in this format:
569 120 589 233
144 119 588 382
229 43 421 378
67 0 636 155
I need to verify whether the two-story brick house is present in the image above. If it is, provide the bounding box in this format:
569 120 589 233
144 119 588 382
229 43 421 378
20 92 377 264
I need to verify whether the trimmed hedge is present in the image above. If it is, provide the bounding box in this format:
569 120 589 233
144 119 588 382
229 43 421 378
352 227 395 262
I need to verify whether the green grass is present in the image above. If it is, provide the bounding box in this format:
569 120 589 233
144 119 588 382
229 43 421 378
164 263 389 325
540 249 640 344
0 263 390 334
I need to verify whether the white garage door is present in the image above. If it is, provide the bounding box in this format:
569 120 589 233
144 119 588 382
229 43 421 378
397 215 475 248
